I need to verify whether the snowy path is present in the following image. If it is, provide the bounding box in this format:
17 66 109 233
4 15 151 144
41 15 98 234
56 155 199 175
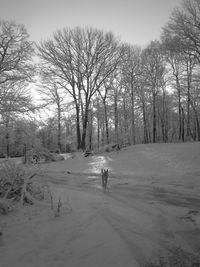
1 144 200 267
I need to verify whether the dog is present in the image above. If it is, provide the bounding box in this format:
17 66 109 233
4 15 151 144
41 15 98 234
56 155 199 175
101 168 109 190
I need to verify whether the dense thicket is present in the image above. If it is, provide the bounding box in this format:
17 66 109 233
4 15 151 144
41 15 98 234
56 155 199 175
1 0 200 156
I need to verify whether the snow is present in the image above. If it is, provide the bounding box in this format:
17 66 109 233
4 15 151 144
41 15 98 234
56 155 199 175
0 142 200 266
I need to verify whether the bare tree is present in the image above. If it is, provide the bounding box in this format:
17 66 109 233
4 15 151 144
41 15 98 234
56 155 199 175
0 20 34 121
190 76 200 141
121 45 141 145
162 1 200 141
141 41 166 143
98 81 110 145
38 27 123 150
0 20 34 85
37 72 68 152
164 0 200 61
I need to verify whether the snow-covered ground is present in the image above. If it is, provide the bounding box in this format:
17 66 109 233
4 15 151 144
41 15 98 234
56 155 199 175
1 142 200 266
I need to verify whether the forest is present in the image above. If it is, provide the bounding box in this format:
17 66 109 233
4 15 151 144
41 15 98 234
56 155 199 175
1 0 200 157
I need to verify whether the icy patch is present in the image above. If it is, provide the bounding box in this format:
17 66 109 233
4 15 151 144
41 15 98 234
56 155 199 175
87 156 113 174
107 156 113 162
60 153 72 160
87 175 99 180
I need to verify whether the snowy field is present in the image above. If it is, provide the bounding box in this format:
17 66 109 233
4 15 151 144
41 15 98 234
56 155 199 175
0 142 200 266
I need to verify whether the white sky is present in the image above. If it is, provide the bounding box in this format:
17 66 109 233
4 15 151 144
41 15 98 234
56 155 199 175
0 0 182 47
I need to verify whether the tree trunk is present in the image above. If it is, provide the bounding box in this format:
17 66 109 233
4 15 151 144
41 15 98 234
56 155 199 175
159 89 168 143
181 107 185 142
152 92 157 143
5 119 10 157
114 90 119 144
57 103 61 152
97 100 100 149
101 122 105 146
142 103 149 144
195 116 200 141
88 109 93 151
81 103 90 150
186 58 192 138
123 92 128 144
131 84 136 145
191 102 200 141
6 132 9 158
75 105 82 150
175 75 183 142
163 92 168 143
103 99 109 145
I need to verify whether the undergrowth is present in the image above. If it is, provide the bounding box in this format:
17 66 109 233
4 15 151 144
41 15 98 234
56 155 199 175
144 248 200 267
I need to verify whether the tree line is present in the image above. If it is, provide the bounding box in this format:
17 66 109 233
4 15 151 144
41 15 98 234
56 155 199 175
0 0 200 156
